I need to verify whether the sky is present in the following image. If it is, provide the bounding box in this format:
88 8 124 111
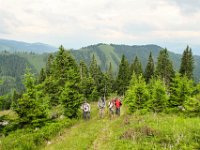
0 0 200 55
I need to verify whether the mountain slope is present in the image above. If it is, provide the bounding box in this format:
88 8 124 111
70 44 200 81
0 39 56 53
43 103 200 150
0 52 37 95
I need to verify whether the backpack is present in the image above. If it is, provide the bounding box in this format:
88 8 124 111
83 104 89 112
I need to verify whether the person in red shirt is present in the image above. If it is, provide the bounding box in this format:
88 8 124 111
115 97 122 116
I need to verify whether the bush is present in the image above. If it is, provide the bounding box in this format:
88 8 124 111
1 118 76 150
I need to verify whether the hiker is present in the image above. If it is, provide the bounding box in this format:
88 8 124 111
108 98 115 118
81 101 90 120
108 99 115 114
115 97 122 116
98 96 106 118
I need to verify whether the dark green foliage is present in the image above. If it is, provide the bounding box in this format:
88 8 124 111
38 68 46 83
45 54 54 76
179 46 194 79
155 49 175 86
44 46 80 106
0 94 12 110
60 80 83 118
89 55 104 96
106 62 115 94
0 53 36 95
169 74 194 108
144 52 154 83
124 74 149 112
80 60 98 101
116 55 130 96
79 60 89 79
13 68 49 126
43 45 83 118
80 76 98 101
148 78 168 112
130 56 143 77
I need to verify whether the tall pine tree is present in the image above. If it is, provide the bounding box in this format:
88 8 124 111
124 74 149 112
155 48 175 86
115 54 130 96
130 56 143 77
14 68 49 126
148 78 168 112
179 46 194 79
169 73 194 109
144 52 154 83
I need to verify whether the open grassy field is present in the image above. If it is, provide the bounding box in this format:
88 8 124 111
1 104 200 150
43 105 200 150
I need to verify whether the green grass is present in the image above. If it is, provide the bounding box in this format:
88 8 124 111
43 105 200 150
1 104 200 150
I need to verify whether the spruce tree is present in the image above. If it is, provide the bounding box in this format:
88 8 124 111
130 56 143 77
116 54 130 96
107 62 114 93
89 55 103 96
14 68 49 126
46 54 54 76
148 78 168 112
79 60 89 79
38 68 46 83
44 45 82 108
155 48 175 86
179 46 194 79
60 68 83 118
80 75 98 101
144 52 154 83
124 74 149 112
169 73 194 108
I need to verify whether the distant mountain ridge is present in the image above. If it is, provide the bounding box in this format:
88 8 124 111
0 39 56 53
70 43 200 81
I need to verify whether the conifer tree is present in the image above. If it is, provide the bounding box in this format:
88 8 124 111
44 45 82 108
124 74 149 112
169 73 194 108
80 60 98 101
80 75 98 101
144 52 154 83
115 54 130 96
107 62 114 93
155 48 175 86
60 67 83 118
14 68 49 126
89 55 103 96
130 56 143 77
46 54 54 76
79 60 89 79
148 78 168 112
179 46 194 79
38 68 46 83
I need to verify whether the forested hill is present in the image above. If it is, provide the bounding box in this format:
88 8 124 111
0 53 37 95
0 43 200 96
0 52 48 96
70 43 200 81
0 39 56 53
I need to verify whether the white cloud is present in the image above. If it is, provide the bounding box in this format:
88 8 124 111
0 0 200 54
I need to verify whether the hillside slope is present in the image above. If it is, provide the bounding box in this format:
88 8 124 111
0 39 56 53
0 52 38 95
70 44 200 81
43 104 200 150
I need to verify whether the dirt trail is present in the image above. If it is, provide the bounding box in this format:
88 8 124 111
43 106 124 150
